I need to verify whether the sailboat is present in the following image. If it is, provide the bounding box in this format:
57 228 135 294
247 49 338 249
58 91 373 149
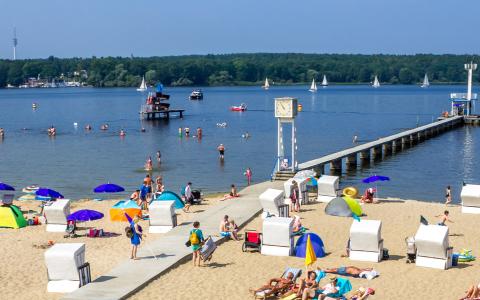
262 77 270 90
321 75 328 87
309 78 317 92
372 75 380 88
137 76 147 92
421 73 430 88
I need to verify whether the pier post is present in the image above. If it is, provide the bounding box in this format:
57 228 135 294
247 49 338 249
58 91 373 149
410 134 418 145
417 131 424 142
382 142 393 156
359 150 370 165
346 154 357 170
393 139 402 153
372 146 382 160
330 159 342 174
401 136 410 149
424 129 431 139
313 164 325 176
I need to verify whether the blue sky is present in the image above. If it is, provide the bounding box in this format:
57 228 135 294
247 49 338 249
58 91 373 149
0 0 478 59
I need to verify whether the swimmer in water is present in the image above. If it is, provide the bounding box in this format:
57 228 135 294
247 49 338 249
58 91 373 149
217 144 225 159
353 135 358 143
0 128 4 138
156 151 161 164
145 156 153 171
178 127 183 137
141 127 146 132
100 124 109 131
197 127 202 139
184 127 190 137
120 129 126 137
242 131 250 139
48 126 56 136
85 124 92 131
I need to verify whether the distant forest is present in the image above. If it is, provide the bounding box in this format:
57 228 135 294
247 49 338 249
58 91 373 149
0 53 478 88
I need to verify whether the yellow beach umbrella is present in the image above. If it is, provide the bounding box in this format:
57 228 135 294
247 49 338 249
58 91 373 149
305 235 317 267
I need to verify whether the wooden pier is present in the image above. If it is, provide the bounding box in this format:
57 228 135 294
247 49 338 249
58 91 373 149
140 109 184 120
297 116 464 175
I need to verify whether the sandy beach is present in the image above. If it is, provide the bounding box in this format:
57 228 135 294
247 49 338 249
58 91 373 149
128 198 478 300
0 194 225 300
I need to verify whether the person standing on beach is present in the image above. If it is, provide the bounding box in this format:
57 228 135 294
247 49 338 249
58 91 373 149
183 182 193 212
126 215 143 260
290 181 300 212
245 167 252 186
217 144 225 159
189 221 204 267
445 186 452 205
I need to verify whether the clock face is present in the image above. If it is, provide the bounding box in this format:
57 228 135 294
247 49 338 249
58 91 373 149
276 101 292 117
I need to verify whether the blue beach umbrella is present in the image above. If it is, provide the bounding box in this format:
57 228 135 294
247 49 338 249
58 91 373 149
36 188 64 199
0 182 15 191
362 175 390 184
67 209 104 222
94 183 125 193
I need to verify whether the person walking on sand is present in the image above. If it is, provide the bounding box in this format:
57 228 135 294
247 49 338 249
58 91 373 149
183 182 193 212
245 167 252 186
217 144 225 159
445 185 452 205
436 210 453 226
189 221 204 267
126 215 143 260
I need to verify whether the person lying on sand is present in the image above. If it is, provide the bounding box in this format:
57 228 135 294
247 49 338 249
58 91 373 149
460 283 480 300
319 266 378 279
250 272 294 297
349 287 375 300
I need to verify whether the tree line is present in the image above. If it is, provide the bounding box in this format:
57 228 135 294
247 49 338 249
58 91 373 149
0 53 477 88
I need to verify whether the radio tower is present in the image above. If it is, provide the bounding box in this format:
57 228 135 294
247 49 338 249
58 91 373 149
13 27 18 60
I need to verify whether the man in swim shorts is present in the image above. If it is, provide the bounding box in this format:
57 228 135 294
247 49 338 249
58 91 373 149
219 215 231 238
322 266 374 278
217 144 225 159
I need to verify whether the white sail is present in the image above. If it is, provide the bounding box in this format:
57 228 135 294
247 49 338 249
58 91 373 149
421 73 430 88
137 76 147 91
321 75 328 86
309 78 317 92
263 77 270 90
372 75 380 88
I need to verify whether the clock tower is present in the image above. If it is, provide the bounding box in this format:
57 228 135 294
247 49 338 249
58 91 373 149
274 97 298 174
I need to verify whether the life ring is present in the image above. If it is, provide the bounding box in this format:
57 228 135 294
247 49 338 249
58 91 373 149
298 104 303 112
343 186 358 198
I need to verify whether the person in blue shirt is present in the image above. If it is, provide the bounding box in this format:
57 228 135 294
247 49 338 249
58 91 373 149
140 182 149 210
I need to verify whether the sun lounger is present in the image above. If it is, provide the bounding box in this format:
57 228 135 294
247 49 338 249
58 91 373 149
149 200 177 233
200 236 217 261
461 184 480 214
261 217 294 256
44 199 70 232
44 243 86 293
259 188 289 218
415 224 453 270
349 220 383 262
317 175 340 203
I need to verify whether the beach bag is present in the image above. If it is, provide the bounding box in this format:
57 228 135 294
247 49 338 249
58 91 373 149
125 226 133 238
190 229 199 245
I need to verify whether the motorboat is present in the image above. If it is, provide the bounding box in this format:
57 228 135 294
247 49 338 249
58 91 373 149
230 103 247 111
189 89 203 100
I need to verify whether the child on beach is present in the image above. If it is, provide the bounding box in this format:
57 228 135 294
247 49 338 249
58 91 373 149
229 219 239 241
190 221 204 267
445 185 452 205
436 210 453 226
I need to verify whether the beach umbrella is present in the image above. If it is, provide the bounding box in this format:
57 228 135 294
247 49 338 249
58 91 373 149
362 175 390 184
304 235 317 267
67 209 104 222
94 183 125 193
36 188 64 199
0 182 15 191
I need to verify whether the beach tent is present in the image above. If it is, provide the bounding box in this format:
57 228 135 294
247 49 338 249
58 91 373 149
325 196 362 217
153 191 185 209
109 200 142 222
0 205 27 228
295 233 326 258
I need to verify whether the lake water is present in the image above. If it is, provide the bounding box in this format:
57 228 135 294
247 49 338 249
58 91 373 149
0 85 477 202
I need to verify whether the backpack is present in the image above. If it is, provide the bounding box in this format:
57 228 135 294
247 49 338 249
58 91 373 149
189 229 199 245
125 226 133 238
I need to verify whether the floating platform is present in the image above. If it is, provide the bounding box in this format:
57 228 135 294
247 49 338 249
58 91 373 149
140 109 184 120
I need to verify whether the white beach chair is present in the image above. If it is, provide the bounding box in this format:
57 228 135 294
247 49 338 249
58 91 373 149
149 200 177 233
349 219 384 262
261 217 294 257
44 243 86 293
259 188 288 218
44 199 70 232
461 184 480 214
316 175 340 203
415 224 453 270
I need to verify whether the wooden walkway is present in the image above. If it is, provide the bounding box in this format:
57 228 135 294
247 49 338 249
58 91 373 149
298 116 464 172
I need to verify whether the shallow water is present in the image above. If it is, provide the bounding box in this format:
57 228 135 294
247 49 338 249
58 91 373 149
0 85 477 202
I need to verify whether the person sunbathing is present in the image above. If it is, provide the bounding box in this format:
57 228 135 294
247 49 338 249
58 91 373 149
460 283 480 300
250 272 294 297
350 287 375 300
304 276 339 300
321 266 375 278
282 271 317 298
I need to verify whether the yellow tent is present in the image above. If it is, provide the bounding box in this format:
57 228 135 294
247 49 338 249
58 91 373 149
0 205 27 229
